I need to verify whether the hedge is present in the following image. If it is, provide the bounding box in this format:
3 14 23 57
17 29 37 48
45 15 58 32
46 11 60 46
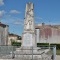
37 43 60 50
50 44 60 50
37 43 49 47
11 41 21 46
11 42 60 49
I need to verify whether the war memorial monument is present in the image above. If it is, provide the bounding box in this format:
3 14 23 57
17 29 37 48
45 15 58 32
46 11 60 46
15 2 55 60
22 2 36 47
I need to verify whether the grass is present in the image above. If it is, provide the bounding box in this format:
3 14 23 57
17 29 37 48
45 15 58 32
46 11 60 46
56 49 60 55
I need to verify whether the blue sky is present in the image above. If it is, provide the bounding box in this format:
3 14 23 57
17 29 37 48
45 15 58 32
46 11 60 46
0 0 60 35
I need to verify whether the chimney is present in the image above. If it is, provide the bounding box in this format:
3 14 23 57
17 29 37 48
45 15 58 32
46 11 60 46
42 23 45 26
0 22 1 24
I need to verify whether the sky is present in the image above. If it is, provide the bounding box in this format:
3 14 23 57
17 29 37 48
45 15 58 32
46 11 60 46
0 0 60 35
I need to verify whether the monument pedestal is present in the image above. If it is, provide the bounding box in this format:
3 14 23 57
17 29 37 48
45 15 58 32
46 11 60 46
22 32 36 48
15 46 51 60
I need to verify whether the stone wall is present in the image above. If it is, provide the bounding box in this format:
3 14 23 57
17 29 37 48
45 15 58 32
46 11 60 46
35 24 60 43
0 25 8 45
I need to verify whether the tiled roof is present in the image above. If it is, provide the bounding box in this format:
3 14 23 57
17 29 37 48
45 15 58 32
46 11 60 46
9 33 18 37
0 22 8 28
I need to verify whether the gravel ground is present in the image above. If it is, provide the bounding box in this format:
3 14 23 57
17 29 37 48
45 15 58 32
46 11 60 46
0 55 59 60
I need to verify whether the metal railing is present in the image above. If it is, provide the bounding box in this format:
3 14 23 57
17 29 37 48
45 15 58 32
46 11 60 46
0 46 56 60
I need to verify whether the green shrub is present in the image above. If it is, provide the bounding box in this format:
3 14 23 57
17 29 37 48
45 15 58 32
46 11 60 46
11 41 21 46
37 43 60 50
37 43 49 47
50 44 60 50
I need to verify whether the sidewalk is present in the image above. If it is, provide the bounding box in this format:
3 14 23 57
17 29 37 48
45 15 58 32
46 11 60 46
56 55 60 60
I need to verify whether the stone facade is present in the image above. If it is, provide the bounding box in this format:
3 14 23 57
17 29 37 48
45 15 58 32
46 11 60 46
0 22 8 45
8 33 22 45
35 23 60 43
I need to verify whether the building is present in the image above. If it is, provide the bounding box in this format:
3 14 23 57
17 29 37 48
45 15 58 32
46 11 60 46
8 33 22 45
0 22 9 45
35 23 60 44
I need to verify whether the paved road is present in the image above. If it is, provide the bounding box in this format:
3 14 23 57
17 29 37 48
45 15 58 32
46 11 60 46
56 55 60 60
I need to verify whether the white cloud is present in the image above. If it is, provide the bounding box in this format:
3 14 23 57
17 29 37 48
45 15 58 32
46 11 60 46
10 10 21 14
14 20 23 25
0 0 4 6
0 10 5 18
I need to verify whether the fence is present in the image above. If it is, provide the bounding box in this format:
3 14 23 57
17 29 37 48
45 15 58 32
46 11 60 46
0 46 56 60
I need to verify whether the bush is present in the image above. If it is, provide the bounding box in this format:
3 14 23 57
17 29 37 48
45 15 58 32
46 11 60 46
11 41 21 46
50 44 60 50
37 43 49 47
37 43 60 50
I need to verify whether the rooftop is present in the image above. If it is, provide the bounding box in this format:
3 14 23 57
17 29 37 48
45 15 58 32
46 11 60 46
35 23 60 30
0 22 9 28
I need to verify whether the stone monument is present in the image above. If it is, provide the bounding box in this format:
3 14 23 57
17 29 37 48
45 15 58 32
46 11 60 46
22 2 36 47
15 2 51 60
